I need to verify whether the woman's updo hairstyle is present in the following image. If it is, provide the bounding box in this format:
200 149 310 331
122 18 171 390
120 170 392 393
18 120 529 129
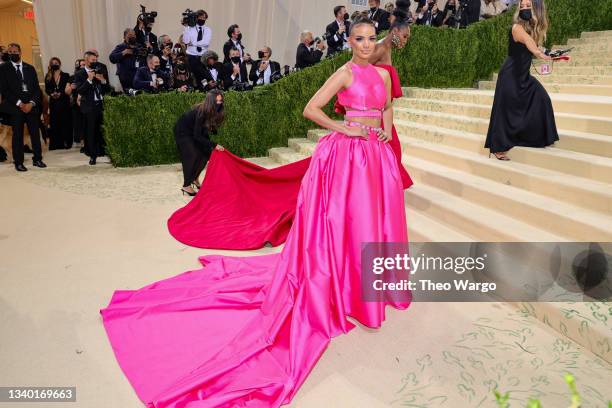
349 16 376 35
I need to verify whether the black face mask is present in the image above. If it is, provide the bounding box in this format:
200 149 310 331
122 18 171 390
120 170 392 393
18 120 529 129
153 65 160 71
344 13 349 20
216 103 224 113
519 9 532 20
127 37 137 45
51 64 60 71
231 56 241 64
370 6 378 12
258 51 265 59
9 53 21 63
176 64 186 71
236 33 243 42
197 19 206 26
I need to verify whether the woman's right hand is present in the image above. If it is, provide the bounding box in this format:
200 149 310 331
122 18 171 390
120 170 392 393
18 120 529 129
343 126 368 139
537 51 552 61
215 144 225 151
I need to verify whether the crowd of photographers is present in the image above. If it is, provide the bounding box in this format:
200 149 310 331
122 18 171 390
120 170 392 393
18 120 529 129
0 0 517 168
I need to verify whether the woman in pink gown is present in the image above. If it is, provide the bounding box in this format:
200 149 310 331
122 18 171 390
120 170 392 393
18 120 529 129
101 17 411 408
167 2 413 251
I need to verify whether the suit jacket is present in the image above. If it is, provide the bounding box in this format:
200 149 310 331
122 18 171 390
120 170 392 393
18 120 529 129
249 60 281 85
74 67 111 113
0 60 42 115
134 27 158 53
295 43 323 69
203 62 225 90
222 61 249 89
223 39 246 64
109 42 141 87
133 66 169 92
326 20 351 56
369 7 391 33
417 10 445 26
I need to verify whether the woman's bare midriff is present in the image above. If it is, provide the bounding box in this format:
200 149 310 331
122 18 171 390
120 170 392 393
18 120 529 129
343 115 382 128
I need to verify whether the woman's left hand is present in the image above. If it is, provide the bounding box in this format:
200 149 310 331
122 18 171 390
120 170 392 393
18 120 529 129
377 129 392 143
215 144 225 151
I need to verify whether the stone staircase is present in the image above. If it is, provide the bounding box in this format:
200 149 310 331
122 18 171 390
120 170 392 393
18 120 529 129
244 30 612 405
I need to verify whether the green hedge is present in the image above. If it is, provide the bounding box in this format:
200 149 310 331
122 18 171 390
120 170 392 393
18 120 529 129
104 0 612 167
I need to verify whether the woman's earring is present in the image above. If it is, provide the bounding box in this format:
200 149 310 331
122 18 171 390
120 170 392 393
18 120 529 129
391 34 401 48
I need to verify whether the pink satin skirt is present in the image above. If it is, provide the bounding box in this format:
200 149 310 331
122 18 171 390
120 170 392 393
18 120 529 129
101 129 412 407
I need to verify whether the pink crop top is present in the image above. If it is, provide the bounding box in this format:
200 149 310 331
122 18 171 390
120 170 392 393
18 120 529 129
336 62 387 118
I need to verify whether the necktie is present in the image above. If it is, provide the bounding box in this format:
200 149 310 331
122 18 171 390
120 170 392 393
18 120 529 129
197 27 203 53
15 64 23 82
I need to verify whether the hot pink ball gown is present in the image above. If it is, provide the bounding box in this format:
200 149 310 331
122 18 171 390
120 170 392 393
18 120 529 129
167 64 412 250
101 62 411 408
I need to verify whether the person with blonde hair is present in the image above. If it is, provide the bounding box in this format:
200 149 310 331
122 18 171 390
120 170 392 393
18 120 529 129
484 0 557 161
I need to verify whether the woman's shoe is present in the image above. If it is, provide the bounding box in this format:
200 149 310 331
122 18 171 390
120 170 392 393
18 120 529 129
489 152 511 161
181 188 197 197
192 182 201 191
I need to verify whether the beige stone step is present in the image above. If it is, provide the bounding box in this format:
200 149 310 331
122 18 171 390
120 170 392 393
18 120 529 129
400 88 612 118
405 183 564 241
492 72 612 86
552 42 612 53
478 80 612 96
566 36 612 46
395 106 612 140
404 155 612 241
395 120 612 183
581 30 612 39
551 65 612 76
406 206 474 242
400 137 612 214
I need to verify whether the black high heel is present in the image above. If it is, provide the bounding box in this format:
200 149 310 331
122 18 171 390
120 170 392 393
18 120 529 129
181 188 197 197
489 152 510 161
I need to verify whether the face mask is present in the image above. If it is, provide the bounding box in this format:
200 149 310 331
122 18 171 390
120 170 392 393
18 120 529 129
176 64 186 71
127 37 136 45
51 64 60 71
153 65 160 70
216 103 224 113
9 53 20 63
164 42 173 49
231 56 241 64
145 25 153 32
237 33 243 42
519 9 532 21
370 7 377 12
344 13 349 20
197 19 205 26
258 51 265 59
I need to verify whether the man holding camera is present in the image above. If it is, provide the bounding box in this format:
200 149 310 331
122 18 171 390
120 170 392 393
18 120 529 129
0 43 45 171
183 10 211 90
295 31 326 69
201 51 224 91
157 35 175 77
134 55 169 93
109 29 143 92
135 10 158 54
368 0 391 33
249 47 281 86
326 6 351 57
223 47 249 90
416 1 444 26
75 51 110 165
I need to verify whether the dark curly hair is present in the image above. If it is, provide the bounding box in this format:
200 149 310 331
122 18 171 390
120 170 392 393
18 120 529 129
391 0 412 28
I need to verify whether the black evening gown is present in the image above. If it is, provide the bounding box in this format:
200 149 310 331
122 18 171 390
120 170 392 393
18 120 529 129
485 28 559 153
45 72 73 149
174 108 218 187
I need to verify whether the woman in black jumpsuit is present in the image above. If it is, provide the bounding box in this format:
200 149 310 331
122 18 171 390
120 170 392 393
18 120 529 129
174 89 226 196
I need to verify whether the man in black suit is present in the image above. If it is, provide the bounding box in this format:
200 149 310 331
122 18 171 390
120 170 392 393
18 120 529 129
109 28 142 92
295 31 326 69
222 47 249 90
133 55 169 93
326 6 351 57
134 15 158 55
222 24 252 65
75 51 111 165
249 47 281 86
0 45 9 162
0 43 45 171
416 1 445 26
201 51 224 91
368 0 391 33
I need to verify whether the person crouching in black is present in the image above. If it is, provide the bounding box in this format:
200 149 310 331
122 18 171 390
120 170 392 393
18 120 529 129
174 89 225 196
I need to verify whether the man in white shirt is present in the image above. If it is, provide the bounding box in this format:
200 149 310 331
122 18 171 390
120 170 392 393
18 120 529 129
249 47 281 86
183 9 211 90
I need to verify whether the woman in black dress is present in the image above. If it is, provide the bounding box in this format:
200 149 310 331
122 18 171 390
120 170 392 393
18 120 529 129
44 57 73 149
174 89 225 196
484 0 558 161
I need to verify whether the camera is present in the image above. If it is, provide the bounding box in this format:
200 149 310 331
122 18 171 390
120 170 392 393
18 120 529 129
138 4 157 25
182 9 198 27
127 88 143 97
91 62 103 74
270 71 282 83
231 82 253 92
258 50 265 59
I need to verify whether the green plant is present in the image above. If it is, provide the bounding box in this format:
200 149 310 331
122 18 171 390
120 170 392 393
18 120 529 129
103 0 612 167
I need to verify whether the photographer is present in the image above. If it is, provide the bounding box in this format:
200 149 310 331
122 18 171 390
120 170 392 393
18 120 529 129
223 25 252 64
109 28 142 92
173 89 225 196
172 56 197 92
458 0 481 27
295 31 325 69
157 35 175 76
249 46 281 86
75 51 111 165
134 8 158 54
442 0 460 27
67 59 86 146
201 51 224 91
480 0 507 20
222 47 249 90
133 54 169 93
368 0 391 33
416 1 444 26
326 6 351 57
182 9 211 90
